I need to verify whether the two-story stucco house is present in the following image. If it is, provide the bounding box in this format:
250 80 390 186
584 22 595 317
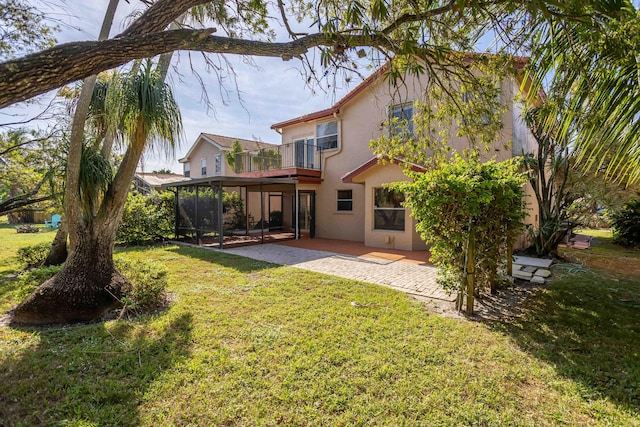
169 61 538 250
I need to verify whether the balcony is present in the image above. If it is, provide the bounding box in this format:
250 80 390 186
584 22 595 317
233 141 322 179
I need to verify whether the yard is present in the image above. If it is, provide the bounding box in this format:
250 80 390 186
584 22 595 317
0 224 639 426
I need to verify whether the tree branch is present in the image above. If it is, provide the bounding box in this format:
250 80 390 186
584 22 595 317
381 0 457 34
0 30 397 108
118 0 211 37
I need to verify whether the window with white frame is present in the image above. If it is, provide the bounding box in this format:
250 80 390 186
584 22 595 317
316 120 338 150
215 154 222 174
183 162 190 177
336 190 353 212
373 188 405 231
201 157 207 176
390 102 414 135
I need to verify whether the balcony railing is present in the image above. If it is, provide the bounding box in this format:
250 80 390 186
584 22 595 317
233 141 322 174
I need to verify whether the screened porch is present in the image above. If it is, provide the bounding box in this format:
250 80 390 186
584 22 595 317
164 176 299 249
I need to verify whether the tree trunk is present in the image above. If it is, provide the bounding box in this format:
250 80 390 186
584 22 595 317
42 220 68 266
13 225 130 325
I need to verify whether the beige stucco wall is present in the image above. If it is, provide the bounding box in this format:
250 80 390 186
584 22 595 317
180 136 232 178
353 162 428 251
276 72 527 248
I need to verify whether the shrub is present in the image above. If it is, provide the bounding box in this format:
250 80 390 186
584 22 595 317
117 191 174 245
14 265 62 300
269 210 283 227
115 257 168 313
12 257 167 316
16 242 50 268
611 199 640 247
391 155 526 307
223 191 245 230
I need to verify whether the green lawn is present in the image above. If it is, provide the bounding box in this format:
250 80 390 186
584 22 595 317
0 225 639 426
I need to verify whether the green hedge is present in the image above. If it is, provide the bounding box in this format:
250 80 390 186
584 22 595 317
117 191 174 245
16 242 50 268
611 199 640 247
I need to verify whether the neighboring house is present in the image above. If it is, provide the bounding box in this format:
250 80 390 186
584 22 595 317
133 172 191 194
178 133 278 178
227 62 538 250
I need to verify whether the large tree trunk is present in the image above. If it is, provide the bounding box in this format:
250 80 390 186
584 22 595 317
13 224 130 325
42 220 68 266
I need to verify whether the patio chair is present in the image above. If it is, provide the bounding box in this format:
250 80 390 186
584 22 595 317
45 214 62 229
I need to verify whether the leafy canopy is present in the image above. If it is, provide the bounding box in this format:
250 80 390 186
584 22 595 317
390 155 526 293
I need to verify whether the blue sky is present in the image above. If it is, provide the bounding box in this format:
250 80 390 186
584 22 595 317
0 0 369 173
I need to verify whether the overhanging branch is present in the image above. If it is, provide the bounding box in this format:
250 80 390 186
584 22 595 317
0 30 396 108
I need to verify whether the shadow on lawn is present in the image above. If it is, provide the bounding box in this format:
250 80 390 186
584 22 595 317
490 271 640 414
1 312 193 426
165 244 278 273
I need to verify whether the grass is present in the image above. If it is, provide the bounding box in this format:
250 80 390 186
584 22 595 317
0 226 639 426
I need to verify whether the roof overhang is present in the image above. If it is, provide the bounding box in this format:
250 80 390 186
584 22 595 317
341 156 426 184
270 65 388 131
178 133 224 163
162 175 298 190
271 54 531 132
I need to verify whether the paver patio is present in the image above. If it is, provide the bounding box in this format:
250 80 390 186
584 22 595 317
213 239 454 301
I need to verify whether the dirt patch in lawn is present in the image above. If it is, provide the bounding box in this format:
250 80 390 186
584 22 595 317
418 235 640 321
415 279 545 322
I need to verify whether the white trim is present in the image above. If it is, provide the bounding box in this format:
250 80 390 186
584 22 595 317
179 133 229 163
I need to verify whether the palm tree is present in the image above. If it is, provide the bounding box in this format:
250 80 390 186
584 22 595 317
42 0 120 268
524 1 640 184
14 63 182 324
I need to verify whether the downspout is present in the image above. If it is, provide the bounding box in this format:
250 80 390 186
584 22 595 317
319 112 343 174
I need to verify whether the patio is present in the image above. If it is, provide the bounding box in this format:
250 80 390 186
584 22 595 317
200 237 452 301
276 237 431 265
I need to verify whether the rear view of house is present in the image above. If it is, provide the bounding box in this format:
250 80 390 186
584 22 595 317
168 61 538 250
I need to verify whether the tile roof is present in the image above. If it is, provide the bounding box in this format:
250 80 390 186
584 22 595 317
201 133 276 151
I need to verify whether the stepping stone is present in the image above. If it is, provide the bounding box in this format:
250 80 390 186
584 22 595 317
513 270 533 280
572 241 591 249
534 269 551 278
512 264 524 271
522 266 537 273
530 276 546 284
512 256 553 269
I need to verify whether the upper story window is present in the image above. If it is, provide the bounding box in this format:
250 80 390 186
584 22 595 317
337 190 353 212
201 157 207 176
316 120 338 151
390 102 414 136
183 162 190 178
462 83 501 125
215 154 222 174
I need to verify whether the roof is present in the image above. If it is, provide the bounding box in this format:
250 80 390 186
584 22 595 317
271 54 530 131
271 66 388 130
202 133 276 151
161 175 297 190
135 172 191 187
341 157 426 184
179 133 278 162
